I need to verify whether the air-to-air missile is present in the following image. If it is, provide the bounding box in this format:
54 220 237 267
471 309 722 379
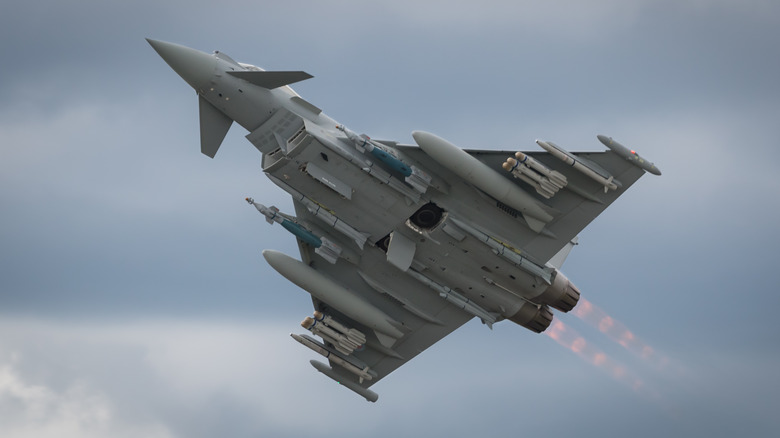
502 152 568 199
300 311 366 356
535 139 622 192
310 360 379 402
246 198 341 264
337 124 432 193
290 333 376 383
265 175 372 250
404 268 498 328
337 124 413 176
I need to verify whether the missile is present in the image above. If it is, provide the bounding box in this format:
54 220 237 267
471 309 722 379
448 217 553 284
303 128 422 202
302 316 363 356
246 197 341 263
514 152 568 186
502 152 567 199
597 135 661 176
265 175 372 249
536 140 620 192
438 289 497 329
503 152 567 184
358 271 445 325
338 124 432 193
262 250 404 345
337 125 412 177
412 131 553 232
246 197 282 225
290 334 376 383
246 197 320 247
310 360 379 402
405 268 497 328
313 311 367 345
336 124 370 151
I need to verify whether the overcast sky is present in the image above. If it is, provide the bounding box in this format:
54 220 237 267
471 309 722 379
1 1 779 437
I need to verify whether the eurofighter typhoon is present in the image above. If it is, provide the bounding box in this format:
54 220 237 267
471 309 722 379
148 39 660 402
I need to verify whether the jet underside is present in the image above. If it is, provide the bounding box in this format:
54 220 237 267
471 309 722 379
148 39 657 402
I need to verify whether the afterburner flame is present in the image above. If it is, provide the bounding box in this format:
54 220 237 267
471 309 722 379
573 297 671 371
544 319 647 393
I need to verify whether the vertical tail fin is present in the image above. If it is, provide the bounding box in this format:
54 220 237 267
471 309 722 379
199 95 232 158
547 236 579 269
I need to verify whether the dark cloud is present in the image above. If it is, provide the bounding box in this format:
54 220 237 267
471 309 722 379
1 1 779 437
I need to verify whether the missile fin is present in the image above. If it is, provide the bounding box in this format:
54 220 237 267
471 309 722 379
524 214 546 233
374 330 398 348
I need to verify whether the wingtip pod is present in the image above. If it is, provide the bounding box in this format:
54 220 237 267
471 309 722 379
597 135 661 176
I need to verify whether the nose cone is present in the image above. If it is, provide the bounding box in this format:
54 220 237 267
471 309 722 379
147 39 216 91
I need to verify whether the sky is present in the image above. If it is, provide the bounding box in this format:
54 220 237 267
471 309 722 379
1 0 779 436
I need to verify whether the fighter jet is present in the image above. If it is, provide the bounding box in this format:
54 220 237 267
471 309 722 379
148 39 661 402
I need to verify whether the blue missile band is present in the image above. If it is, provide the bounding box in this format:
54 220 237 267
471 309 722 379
369 148 412 177
281 220 322 248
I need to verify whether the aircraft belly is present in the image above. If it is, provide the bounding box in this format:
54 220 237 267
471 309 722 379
264 134 419 244
264 122 557 322
303 243 475 384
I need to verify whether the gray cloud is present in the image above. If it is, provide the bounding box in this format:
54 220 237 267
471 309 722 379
1 318 777 437
1 0 779 436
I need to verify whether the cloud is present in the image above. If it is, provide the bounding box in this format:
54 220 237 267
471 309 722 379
0 358 173 438
1 317 777 438
1 2 779 436
0 318 306 438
